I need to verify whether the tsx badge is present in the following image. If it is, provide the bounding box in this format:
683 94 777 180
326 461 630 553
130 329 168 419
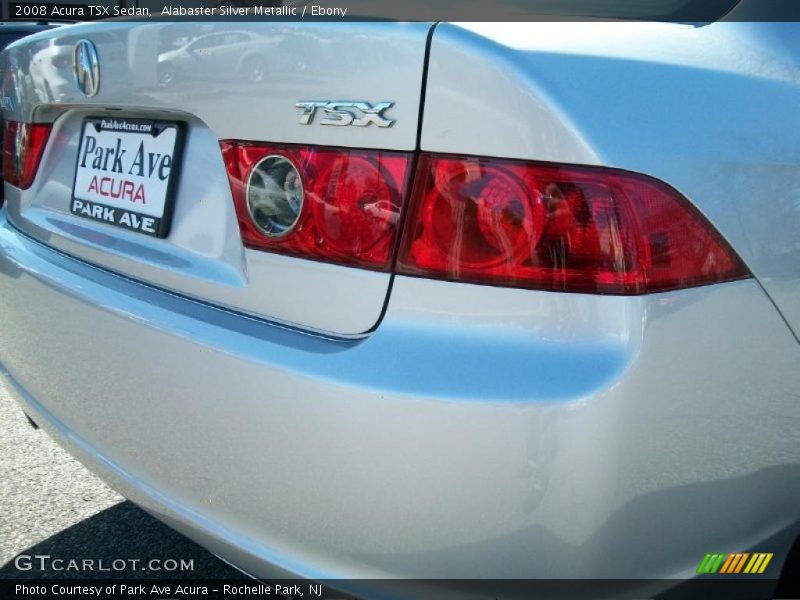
295 101 395 127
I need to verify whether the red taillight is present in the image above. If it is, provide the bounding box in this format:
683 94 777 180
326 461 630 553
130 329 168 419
395 155 748 294
221 141 411 271
3 121 51 190
223 142 747 294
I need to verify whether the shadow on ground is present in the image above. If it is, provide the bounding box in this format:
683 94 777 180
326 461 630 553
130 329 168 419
0 501 241 579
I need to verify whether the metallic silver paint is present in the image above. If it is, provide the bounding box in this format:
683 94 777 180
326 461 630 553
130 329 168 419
1 22 427 149
422 21 800 339
0 216 798 582
3 109 390 336
0 18 799 584
0 21 428 335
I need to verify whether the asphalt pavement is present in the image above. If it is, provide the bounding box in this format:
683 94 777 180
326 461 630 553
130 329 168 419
0 382 239 579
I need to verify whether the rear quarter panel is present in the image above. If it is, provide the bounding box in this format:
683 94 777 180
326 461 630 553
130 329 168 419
422 21 800 338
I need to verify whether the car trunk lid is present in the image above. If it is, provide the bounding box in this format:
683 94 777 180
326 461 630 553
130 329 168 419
1 21 431 336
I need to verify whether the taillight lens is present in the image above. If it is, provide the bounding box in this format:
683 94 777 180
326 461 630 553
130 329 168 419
3 121 51 190
222 141 411 271
396 155 748 294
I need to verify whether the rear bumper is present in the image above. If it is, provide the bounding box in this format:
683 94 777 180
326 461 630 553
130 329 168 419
1 211 799 581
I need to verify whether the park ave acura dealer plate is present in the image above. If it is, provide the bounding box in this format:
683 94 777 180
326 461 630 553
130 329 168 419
71 117 184 238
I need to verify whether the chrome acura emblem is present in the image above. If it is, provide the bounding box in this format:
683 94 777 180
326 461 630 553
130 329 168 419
295 101 395 127
73 39 100 97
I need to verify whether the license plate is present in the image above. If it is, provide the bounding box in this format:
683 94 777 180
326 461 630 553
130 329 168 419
71 118 184 238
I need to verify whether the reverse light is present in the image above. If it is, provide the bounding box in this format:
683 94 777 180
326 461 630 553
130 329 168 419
395 155 749 294
222 142 411 270
2 121 51 190
246 154 304 238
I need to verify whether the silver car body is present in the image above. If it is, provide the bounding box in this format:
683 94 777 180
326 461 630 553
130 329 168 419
0 12 799 585
157 30 273 83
